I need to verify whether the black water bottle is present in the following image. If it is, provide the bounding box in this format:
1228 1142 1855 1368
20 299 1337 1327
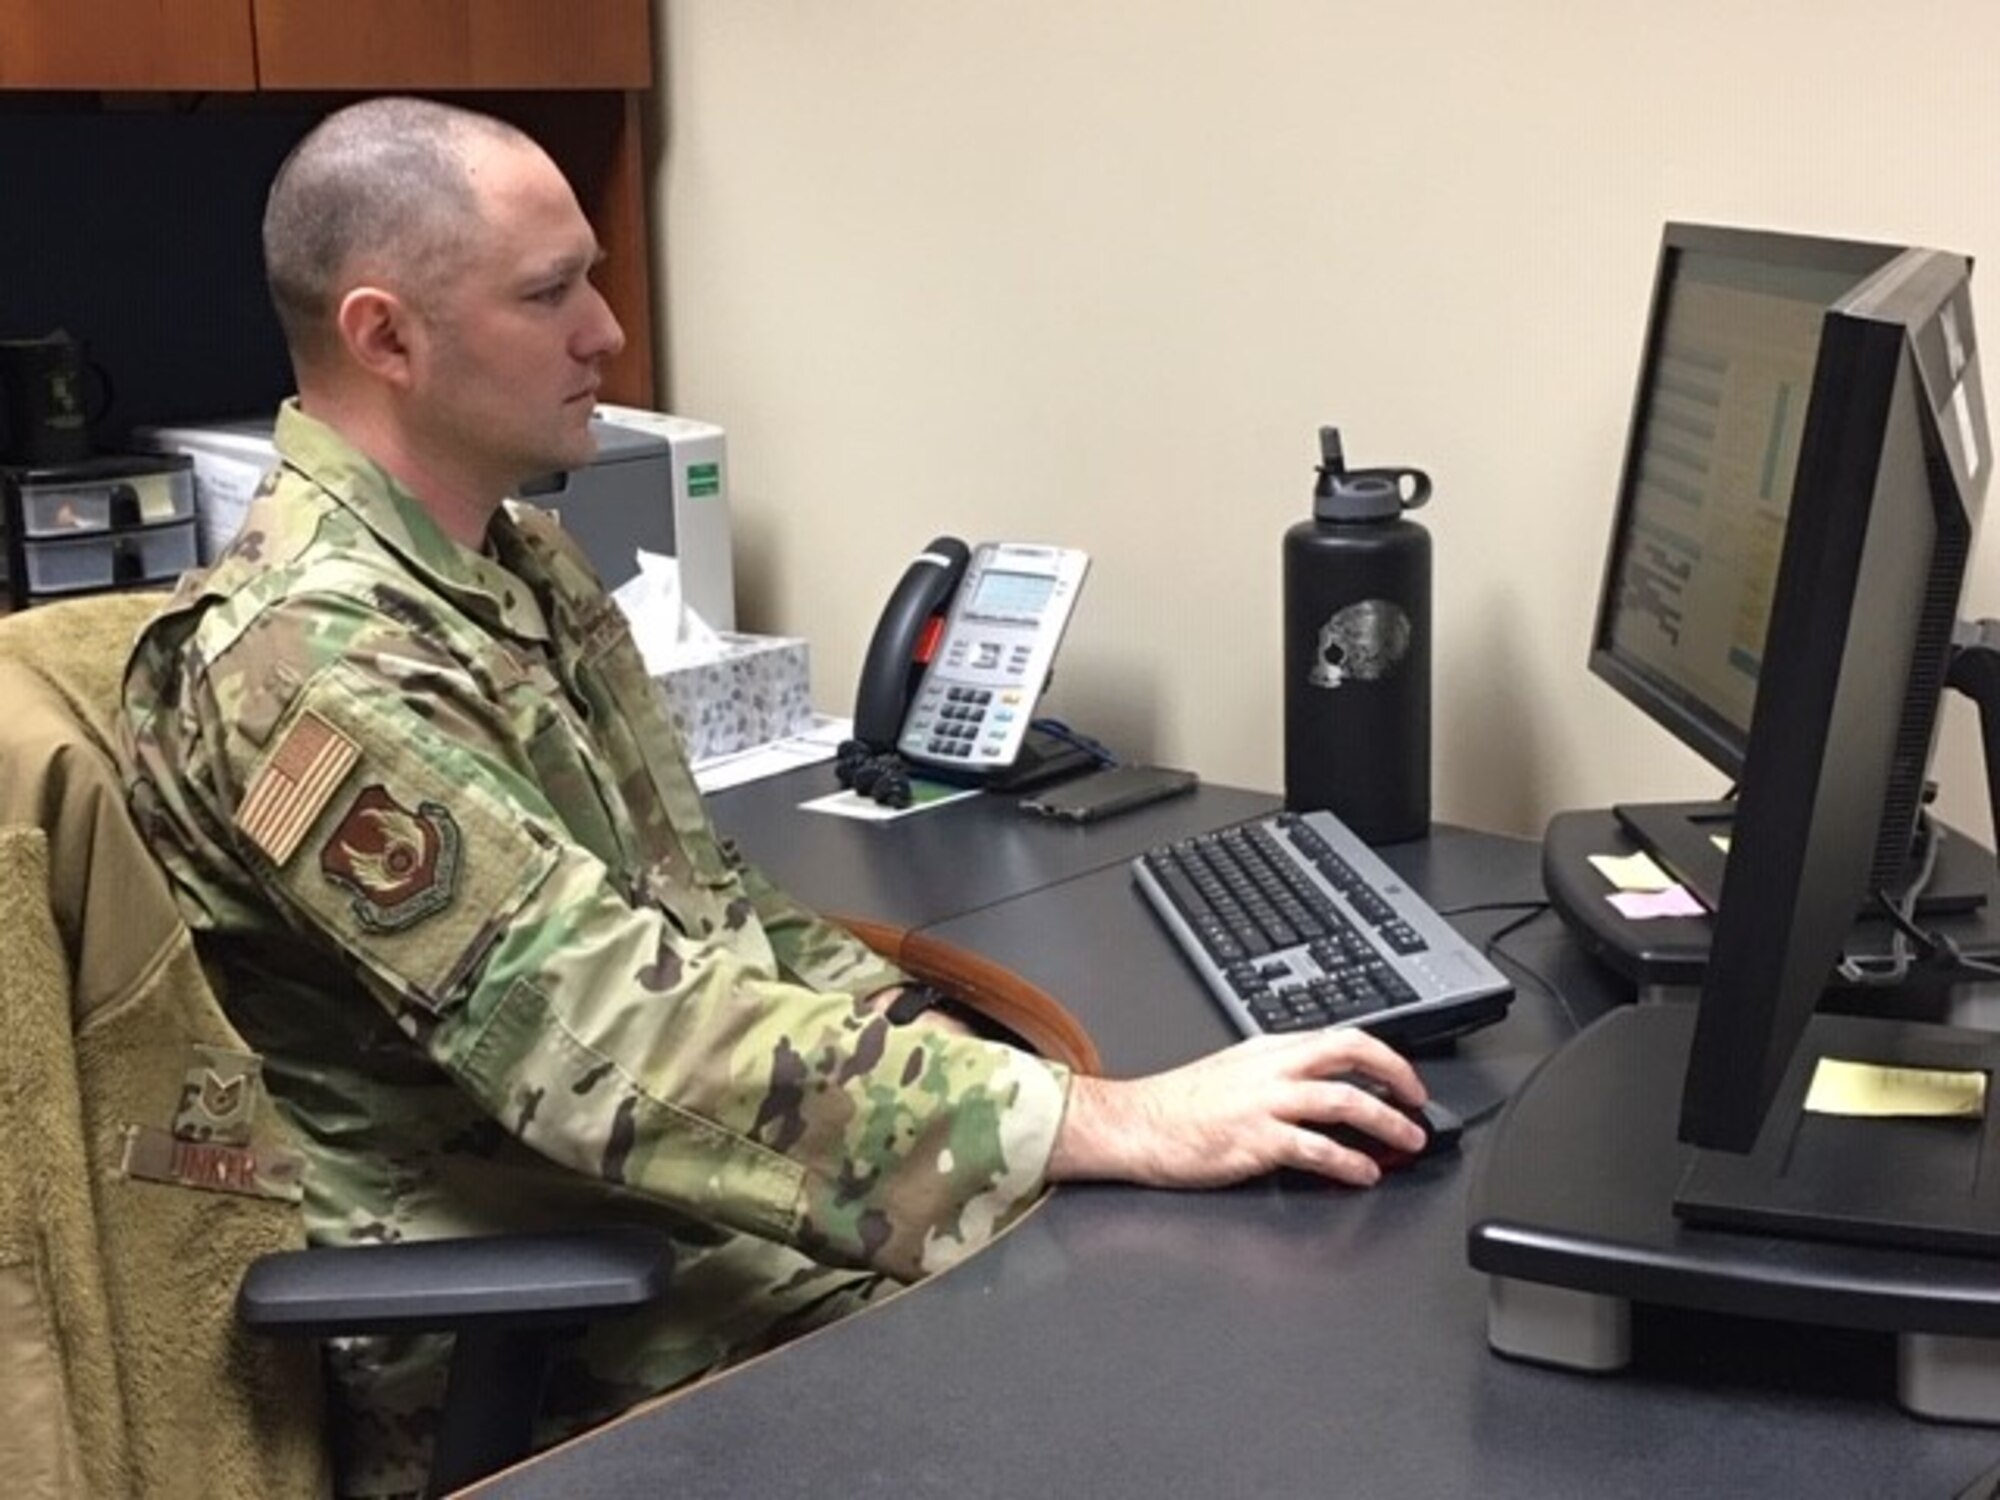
1283 426 1432 844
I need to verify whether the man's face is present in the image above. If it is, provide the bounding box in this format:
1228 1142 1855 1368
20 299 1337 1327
404 137 626 495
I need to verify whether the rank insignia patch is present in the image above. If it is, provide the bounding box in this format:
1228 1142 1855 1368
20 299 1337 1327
320 784 462 931
121 1044 305 1204
174 1045 260 1145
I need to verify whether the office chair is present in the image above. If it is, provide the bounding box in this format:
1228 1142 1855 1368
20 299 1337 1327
0 592 1100 1497
242 921 1103 1492
0 595 673 1498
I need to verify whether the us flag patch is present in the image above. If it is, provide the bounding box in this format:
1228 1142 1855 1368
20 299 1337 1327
236 710 360 865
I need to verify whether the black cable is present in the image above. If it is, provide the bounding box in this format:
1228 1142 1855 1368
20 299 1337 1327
839 718 1114 809
1469 900 1588 1035
1029 717 1117 767
1484 901 1554 948
1434 898 1549 923
1837 810 1943 986
1876 894 2000 983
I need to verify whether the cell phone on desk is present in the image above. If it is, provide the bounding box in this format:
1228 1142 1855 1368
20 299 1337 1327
1021 765 1198 823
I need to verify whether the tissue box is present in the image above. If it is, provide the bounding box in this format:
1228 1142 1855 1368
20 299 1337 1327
653 632 813 760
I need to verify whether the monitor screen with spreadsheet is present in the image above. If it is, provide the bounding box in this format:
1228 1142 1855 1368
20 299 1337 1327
1591 230 1888 776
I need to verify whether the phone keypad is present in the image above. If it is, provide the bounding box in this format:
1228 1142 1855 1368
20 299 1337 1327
906 684 1012 760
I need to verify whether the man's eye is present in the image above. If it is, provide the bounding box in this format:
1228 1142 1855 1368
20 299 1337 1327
528 282 570 305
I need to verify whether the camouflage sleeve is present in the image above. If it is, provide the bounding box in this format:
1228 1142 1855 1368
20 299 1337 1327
193 607 1069 1280
732 856 906 1000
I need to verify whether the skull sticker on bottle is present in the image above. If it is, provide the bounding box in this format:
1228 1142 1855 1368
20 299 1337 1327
1308 599 1413 689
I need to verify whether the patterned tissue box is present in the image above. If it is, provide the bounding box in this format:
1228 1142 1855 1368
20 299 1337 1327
653 633 813 761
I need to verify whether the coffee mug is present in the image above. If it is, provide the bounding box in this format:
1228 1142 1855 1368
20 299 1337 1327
0 330 112 467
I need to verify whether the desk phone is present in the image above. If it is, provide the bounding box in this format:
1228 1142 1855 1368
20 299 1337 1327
893 542 1089 774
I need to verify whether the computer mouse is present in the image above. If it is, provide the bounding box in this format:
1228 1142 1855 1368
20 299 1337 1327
1320 1097 1463 1170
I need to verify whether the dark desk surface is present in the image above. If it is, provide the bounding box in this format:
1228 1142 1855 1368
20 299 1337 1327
707 763 1280 927
479 795 2000 1499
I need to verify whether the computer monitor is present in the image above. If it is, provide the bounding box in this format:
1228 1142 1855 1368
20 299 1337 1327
1574 221 2000 1256
1657 227 1988 1167
1586 225 1980 912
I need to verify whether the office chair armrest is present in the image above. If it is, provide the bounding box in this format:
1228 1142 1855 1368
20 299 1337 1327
237 1226 674 1338
240 1227 675 1494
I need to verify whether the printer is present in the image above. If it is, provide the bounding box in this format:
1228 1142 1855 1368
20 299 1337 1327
133 406 736 632
523 407 735 631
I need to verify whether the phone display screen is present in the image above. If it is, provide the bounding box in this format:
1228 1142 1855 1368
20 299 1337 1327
967 569 1057 621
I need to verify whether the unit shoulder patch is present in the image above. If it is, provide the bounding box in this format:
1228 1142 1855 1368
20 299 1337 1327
320 783 462 932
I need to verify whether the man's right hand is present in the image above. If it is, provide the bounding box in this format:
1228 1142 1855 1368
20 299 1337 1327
1045 1026 1428 1189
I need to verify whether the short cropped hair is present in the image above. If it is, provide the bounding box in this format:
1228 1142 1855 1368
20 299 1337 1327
262 97 530 366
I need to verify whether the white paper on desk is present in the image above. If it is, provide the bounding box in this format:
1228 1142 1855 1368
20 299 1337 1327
802 782 981 822
610 549 724 674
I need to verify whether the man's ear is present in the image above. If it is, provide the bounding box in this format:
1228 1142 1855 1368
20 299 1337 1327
334 285 420 388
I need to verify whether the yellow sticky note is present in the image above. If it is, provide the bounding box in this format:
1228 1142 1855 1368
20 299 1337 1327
1804 1057 1987 1119
1711 834 1732 854
1588 850 1676 892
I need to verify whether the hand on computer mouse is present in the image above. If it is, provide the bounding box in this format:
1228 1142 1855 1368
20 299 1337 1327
1048 1027 1430 1190
1317 1096 1463 1172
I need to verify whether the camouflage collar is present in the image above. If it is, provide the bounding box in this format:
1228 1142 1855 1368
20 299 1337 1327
273 400 551 645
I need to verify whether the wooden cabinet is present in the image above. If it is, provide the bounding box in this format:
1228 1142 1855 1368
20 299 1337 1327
0 1 256 91
0 0 648 93
0 0 657 405
253 0 652 91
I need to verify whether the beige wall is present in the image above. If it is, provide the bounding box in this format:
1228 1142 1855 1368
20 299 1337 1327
649 0 2000 843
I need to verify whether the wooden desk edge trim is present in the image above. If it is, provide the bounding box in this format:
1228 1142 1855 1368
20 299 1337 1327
838 913 1104 1076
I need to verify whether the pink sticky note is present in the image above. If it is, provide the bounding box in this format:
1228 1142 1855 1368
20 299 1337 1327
1607 886 1707 921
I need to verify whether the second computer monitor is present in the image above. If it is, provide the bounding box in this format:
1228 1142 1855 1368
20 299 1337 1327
1589 225 1975 912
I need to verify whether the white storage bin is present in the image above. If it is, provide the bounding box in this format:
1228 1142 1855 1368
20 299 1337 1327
120 520 199 582
18 484 111 536
23 533 116 593
22 518 197 596
13 460 196 537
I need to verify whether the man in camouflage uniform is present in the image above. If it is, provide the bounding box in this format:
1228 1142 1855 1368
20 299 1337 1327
121 98 1431 1496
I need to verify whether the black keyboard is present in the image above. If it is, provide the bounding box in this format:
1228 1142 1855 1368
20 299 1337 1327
1132 809 1513 1047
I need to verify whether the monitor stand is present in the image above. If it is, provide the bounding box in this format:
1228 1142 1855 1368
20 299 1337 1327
1466 1002 2000 1422
1543 808 2000 993
1612 798 1990 918
1679 1010 2000 1254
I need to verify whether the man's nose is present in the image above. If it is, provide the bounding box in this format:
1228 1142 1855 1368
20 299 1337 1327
581 285 626 361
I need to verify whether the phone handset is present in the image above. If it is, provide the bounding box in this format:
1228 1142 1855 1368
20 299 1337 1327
852 536 971 751
894 542 1089 776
